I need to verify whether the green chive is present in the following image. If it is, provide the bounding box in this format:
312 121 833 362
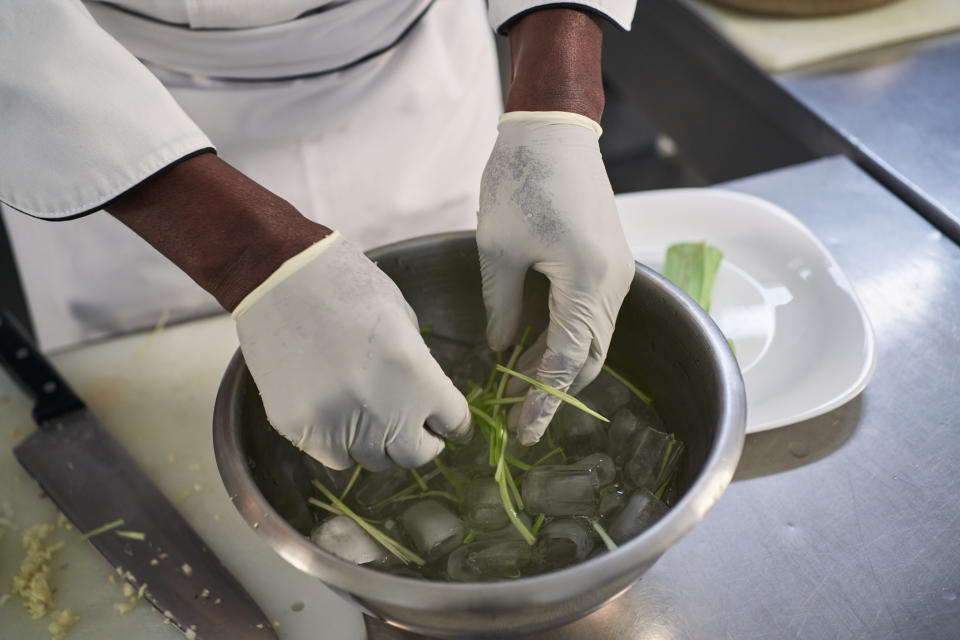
307 498 343 517
367 468 443 510
115 530 146 541
80 518 124 540
496 474 536 545
495 328 532 415
505 460 524 511
505 453 531 471
410 469 428 492
591 520 618 552
495 365 609 422
312 480 425 566
531 513 546 537
339 466 363 501
481 396 526 407
531 447 564 467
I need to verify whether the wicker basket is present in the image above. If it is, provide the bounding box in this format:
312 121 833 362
704 0 901 17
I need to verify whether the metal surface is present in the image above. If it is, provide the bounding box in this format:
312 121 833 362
0 311 276 640
601 3 825 186
367 156 960 639
212 232 747 639
601 0 960 246
778 32 960 244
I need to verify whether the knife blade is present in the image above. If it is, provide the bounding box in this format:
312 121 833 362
0 309 277 640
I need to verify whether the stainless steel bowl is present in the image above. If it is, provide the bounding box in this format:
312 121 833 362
213 232 746 638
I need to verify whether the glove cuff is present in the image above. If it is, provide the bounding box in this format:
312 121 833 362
232 230 341 319
498 111 603 137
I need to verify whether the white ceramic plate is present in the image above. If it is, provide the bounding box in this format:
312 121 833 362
615 188 877 433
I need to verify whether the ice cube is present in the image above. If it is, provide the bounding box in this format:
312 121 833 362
310 515 387 565
521 465 598 517
622 427 683 492
505 436 534 464
574 453 615 486
607 490 668 544
579 371 634 416
536 519 595 569
521 433 565 466
446 540 532 581
449 431 491 470
463 479 509 531
608 406 670 462
547 401 609 460
598 487 628 521
608 409 641 465
354 466 411 507
473 512 533 543
399 500 466 559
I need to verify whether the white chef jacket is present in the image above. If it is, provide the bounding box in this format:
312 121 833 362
0 0 637 350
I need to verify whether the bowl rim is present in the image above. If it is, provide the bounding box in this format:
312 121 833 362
212 231 746 610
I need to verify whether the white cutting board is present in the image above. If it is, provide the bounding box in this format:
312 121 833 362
683 0 960 72
0 315 365 640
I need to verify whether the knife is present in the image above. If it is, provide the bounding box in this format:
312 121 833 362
0 309 277 640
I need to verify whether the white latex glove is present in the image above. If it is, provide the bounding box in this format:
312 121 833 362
478 111 635 446
233 231 472 471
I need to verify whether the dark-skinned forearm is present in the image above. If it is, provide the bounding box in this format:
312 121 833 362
504 9 605 123
106 152 330 311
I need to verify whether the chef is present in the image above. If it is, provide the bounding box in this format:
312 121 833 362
0 0 637 471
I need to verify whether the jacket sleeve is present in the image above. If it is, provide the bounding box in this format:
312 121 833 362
0 0 213 220
487 1 637 34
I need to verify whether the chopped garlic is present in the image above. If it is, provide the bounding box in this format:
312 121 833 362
0 593 10 607
113 597 137 615
273 620 281 628
47 609 79 639
12 522 65 619
199 588 210 598
108 575 116 584
149 558 159 566
185 629 197 640
164 610 174 619
181 563 192 576
137 583 148 599
122 583 135 598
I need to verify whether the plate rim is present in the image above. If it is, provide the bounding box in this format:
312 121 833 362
615 187 878 433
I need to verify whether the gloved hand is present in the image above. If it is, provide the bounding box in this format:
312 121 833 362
478 111 635 446
233 231 472 471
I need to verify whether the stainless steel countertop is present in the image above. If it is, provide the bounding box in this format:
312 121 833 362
777 31 960 243
367 156 960 639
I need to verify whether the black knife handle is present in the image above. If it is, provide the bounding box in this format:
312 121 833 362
0 308 85 425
